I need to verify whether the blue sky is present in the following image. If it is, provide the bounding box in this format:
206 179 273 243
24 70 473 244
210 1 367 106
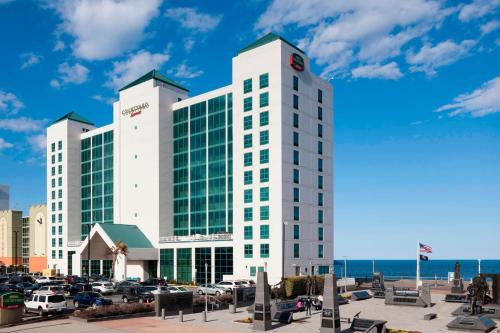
0 0 499 259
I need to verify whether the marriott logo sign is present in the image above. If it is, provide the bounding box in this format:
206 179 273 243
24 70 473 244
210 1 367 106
121 102 149 117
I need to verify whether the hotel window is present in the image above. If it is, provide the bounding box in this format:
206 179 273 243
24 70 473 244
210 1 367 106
318 175 323 189
51 226 55 235
51 214 55 223
244 134 252 148
51 203 55 212
244 189 253 203
318 107 323 120
293 225 300 239
260 111 269 126
293 169 299 184
58 189 62 198
58 238 63 247
260 168 269 183
244 97 252 111
244 244 253 258
244 115 252 130
318 244 324 258
58 214 62 223
58 178 62 186
293 188 299 202
293 132 299 147
244 226 253 240
51 167 55 176
52 250 56 259
318 193 323 206
318 158 323 172
293 76 299 91
293 206 299 221
244 207 253 221
260 73 269 89
260 149 269 164
259 92 269 108
293 244 300 258
243 78 252 94
250 266 256 277
293 113 299 128
51 155 55 164
244 152 252 166
293 95 299 109
58 141 62 150
260 206 269 220
318 141 323 155
58 226 62 235
58 153 62 162
244 170 253 185
318 89 323 103
59 250 63 259
318 124 323 138
260 187 269 201
51 143 55 153
260 225 269 239
293 150 299 165
260 244 269 258
318 227 324 241
318 210 323 224
58 165 62 174
52 238 56 247
260 130 269 145
58 202 62 210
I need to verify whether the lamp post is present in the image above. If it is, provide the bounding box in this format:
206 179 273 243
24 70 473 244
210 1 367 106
87 224 93 280
204 261 208 321
342 256 347 293
13 231 19 268
282 221 288 281
478 259 481 275
372 258 375 275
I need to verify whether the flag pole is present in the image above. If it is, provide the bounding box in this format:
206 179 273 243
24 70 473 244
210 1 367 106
416 241 420 289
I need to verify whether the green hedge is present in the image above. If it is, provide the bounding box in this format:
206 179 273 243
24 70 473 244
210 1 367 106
282 276 325 298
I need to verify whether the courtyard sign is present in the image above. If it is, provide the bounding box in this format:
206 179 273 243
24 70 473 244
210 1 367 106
289 53 304 72
122 102 149 118
0 292 24 309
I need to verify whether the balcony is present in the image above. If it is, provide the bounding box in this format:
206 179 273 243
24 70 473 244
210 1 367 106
159 233 233 243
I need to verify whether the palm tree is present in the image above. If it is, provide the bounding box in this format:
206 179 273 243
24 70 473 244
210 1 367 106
110 240 129 280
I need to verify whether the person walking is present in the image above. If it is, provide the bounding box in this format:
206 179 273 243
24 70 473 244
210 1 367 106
305 296 312 316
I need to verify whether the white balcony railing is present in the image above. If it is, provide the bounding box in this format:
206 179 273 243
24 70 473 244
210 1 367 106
159 233 233 243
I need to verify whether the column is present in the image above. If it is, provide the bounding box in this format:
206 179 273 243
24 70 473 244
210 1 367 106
211 246 216 284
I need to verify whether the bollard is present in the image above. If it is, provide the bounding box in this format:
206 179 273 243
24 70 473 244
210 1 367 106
203 310 207 322
229 303 236 313
179 310 183 322
161 308 165 320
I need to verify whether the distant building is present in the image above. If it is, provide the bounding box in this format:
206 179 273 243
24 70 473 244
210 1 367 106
28 205 48 272
0 210 23 269
0 185 9 210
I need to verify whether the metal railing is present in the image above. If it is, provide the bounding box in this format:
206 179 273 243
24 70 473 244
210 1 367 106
159 233 233 243
67 240 83 247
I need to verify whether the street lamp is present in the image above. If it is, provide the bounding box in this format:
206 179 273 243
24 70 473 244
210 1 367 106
372 258 375 275
13 231 19 269
478 259 481 275
87 223 93 280
282 221 288 281
204 261 208 322
342 256 347 293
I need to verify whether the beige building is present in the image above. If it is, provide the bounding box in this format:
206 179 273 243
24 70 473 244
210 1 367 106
28 205 48 272
0 210 23 268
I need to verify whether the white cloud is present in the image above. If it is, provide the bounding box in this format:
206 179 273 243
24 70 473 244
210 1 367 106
20 52 42 69
480 20 500 35
406 39 476 77
256 0 451 79
351 62 403 80
166 7 222 33
0 138 13 151
106 50 169 91
0 117 48 133
435 77 500 117
93 95 115 105
53 40 66 52
46 0 162 60
169 63 203 79
0 90 24 116
458 0 500 22
184 38 195 52
27 134 47 153
51 62 89 88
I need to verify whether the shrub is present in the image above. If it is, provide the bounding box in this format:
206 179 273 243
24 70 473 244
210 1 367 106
73 303 154 319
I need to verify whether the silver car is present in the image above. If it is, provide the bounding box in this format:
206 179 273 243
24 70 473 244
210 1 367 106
196 284 230 296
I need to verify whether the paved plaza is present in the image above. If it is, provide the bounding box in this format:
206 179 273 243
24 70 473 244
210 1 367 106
1 293 499 333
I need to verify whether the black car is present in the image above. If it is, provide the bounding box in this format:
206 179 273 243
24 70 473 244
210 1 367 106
69 283 92 296
16 282 37 295
122 287 155 303
116 280 140 293
140 278 166 286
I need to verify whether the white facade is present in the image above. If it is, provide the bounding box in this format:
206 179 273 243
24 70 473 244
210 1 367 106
45 34 333 284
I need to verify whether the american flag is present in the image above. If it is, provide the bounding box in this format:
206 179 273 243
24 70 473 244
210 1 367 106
419 243 432 253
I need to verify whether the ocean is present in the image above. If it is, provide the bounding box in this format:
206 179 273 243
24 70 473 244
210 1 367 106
333 260 500 280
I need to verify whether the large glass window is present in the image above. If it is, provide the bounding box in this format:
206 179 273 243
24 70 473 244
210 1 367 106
318 124 323 138
244 189 253 203
215 247 233 283
177 248 192 283
160 249 174 281
244 79 252 94
260 168 269 183
244 170 253 185
318 158 323 172
244 115 252 130
259 92 269 108
260 111 269 126
260 244 269 258
244 226 253 240
244 244 253 258
244 134 252 148
195 248 211 284
318 193 323 206
244 207 253 221
260 225 269 239
318 210 324 224
318 141 323 155
318 175 323 189
260 206 269 220
244 97 252 112
259 73 269 89
260 149 269 164
244 152 252 166
260 130 269 145
260 187 269 201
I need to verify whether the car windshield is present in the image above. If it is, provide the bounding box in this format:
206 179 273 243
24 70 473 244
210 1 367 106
178 287 188 291
144 286 156 291
103 283 113 287
234 282 242 285
91 292 103 298
48 295 65 302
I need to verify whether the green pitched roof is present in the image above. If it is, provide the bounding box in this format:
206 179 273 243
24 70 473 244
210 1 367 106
119 70 189 92
99 224 153 249
51 112 94 126
238 32 305 55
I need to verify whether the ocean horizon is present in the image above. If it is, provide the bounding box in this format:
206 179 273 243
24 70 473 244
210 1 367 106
332 259 500 280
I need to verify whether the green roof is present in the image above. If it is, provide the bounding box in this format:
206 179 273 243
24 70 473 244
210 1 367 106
51 112 94 126
99 224 153 249
238 32 305 55
119 70 189 92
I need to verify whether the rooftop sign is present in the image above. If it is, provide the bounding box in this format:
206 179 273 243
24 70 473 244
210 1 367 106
289 53 304 72
122 102 149 118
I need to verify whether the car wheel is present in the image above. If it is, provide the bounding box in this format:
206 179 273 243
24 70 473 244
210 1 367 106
198 290 204 295
123 296 128 303
38 308 44 317
24 306 29 314
74 301 80 308
215 291 221 296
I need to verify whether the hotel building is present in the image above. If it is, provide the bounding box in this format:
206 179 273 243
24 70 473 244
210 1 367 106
45 33 333 284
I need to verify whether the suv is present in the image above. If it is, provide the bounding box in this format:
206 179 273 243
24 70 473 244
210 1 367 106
115 280 141 293
73 291 112 308
215 281 244 292
24 294 67 316
122 287 155 303
141 278 166 286
34 285 65 295
91 282 114 295
69 283 92 296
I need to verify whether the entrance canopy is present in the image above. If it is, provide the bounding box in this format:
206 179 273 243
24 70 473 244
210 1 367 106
77 224 157 260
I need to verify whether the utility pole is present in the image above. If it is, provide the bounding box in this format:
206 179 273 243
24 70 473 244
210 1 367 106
13 231 19 269
204 261 208 321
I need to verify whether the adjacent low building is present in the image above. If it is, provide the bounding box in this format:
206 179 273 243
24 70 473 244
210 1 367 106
46 33 334 284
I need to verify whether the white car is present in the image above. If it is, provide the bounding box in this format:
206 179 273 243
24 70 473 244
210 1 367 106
143 286 170 294
215 281 245 291
237 279 256 287
24 294 67 316
35 276 53 284
91 282 115 295
34 285 65 295
166 286 189 293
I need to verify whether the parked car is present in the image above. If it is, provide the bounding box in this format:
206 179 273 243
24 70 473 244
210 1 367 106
73 291 112 308
34 285 65 295
196 284 230 296
0 284 21 294
122 287 155 303
237 280 256 287
35 276 57 284
215 281 244 291
166 286 189 293
91 282 114 295
142 286 170 294
24 294 67 316
69 283 92 296
115 280 141 293
140 278 166 286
